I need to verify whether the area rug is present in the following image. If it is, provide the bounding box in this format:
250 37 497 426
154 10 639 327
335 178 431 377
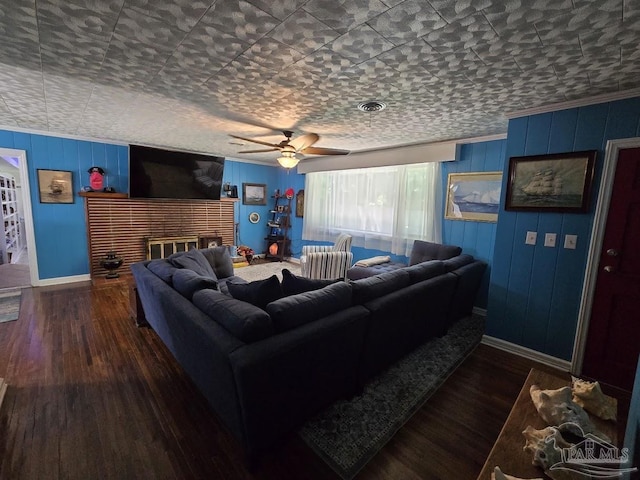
0 289 22 323
299 314 485 479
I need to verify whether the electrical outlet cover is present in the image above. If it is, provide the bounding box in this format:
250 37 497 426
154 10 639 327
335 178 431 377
525 231 537 245
544 233 557 247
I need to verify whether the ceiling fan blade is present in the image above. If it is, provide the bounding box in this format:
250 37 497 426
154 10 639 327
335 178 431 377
237 148 281 153
300 146 350 156
289 133 319 152
230 135 280 149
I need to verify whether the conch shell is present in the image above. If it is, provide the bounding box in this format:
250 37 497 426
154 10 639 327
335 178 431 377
529 385 609 442
492 466 543 480
522 426 579 480
571 376 617 421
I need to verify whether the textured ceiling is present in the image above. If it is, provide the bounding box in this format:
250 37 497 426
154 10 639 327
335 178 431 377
0 0 639 164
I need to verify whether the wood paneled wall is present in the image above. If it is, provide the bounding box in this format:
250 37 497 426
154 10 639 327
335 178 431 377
83 195 236 278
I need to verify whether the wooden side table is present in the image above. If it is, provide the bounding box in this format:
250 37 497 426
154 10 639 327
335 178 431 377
129 284 147 327
477 368 618 479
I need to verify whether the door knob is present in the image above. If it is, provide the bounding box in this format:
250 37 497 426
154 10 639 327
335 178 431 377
606 248 618 256
603 265 614 273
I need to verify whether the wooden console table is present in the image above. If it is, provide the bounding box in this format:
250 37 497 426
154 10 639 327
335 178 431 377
477 368 618 479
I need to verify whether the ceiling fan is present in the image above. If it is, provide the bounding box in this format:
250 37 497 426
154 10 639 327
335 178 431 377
230 130 349 168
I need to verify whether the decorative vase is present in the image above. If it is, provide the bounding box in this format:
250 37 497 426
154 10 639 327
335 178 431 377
101 251 123 279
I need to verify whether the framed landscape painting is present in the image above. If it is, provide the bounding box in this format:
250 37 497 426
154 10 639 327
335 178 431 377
505 150 596 213
445 172 502 222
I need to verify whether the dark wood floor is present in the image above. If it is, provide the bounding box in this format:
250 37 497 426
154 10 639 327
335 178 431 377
0 280 630 480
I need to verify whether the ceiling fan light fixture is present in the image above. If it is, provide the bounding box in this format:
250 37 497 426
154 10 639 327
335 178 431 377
277 155 300 169
357 101 386 112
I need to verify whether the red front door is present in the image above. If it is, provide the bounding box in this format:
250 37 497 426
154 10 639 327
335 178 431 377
582 147 640 391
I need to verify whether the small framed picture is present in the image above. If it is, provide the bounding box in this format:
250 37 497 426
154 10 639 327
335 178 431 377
37 169 74 204
242 183 267 205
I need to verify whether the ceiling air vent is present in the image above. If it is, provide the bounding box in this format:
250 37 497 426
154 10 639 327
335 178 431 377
357 101 386 112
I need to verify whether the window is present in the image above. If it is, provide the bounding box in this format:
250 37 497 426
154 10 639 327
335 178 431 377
303 162 442 257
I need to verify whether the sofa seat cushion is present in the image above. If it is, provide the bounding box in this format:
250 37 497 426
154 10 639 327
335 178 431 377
173 268 218 300
281 268 339 296
147 259 179 284
442 254 475 272
347 261 406 280
350 269 411 304
193 289 274 343
227 275 283 310
266 282 352 333
200 246 234 279
409 240 462 266
404 260 445 284
169 248 216 278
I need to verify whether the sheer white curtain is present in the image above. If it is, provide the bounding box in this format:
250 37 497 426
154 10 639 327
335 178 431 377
302 162 442 257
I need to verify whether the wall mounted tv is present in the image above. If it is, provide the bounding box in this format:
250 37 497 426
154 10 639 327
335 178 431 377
129 144 225 200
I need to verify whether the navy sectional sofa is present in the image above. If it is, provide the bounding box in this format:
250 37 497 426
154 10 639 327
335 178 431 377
131 245 486 464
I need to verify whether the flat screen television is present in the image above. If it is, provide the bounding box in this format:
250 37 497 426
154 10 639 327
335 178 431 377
129 144 225 200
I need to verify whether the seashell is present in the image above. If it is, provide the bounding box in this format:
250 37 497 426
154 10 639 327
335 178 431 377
521 426 579 480
492 466 543 480
529 385 609 442
571 376 617 421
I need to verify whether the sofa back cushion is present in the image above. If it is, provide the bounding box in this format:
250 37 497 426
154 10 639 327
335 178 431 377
404 260 445 284
351 269 411 304
200 246 234 279
409 240 462 266
192 289 274 343
169 248 216 278
442 254 475 272
227 275 283 310
147 259 179 284
281 268 339 296
266 281 352 333
173 268 218 300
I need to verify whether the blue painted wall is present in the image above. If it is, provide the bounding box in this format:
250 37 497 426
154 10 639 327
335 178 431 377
0 129 128 279
441 140 507 308
487 97 640 361
222 159 280 254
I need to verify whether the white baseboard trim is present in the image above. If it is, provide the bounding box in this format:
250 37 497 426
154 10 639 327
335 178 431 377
472 306 487 316
0 378 7 411
481 335 572 372
36 274 91 287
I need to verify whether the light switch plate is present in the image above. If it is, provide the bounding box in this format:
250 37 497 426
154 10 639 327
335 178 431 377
544 233 557 247
564 234 577 249
525 231 537 245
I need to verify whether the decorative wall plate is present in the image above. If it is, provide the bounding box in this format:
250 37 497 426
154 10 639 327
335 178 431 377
249 212 260 224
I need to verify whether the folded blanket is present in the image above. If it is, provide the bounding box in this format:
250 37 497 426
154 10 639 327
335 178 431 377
354 255 391 267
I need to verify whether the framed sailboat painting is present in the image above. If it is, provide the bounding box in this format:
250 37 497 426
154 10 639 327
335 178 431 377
505 150 596 213
445 172 502 222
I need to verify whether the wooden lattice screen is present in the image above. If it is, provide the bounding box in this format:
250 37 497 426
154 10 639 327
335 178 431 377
82 194 236 278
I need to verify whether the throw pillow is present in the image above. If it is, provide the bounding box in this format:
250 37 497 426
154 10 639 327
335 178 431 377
192 289 274 343
281 268 339 296
267 281 352 333
169 248 216 278
227 275 282 310
172 268 218 300
200 246 234 279
147 259 179 284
